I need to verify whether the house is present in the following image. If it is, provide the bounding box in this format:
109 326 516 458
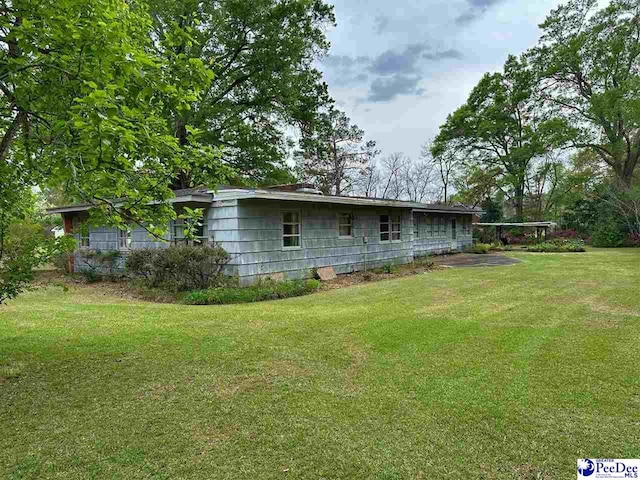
48 185 479 284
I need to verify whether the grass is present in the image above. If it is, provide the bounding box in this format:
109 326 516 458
1 249 639 479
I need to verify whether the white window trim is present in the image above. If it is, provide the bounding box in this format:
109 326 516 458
171 216 209 246
118 228 132 251
282 210 302 250
391 214 402 242
338 213 353 239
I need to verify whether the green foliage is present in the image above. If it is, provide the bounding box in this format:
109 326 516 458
1 0 227 238
125 245 231 291
382 263 395 274
526 239 586 252
591 219 626 248
531 0 640 185
466 243 491 254
182 278 320 305
148 0 335 186
433 55 570 219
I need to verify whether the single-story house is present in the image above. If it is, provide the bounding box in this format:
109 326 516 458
48 184 480 284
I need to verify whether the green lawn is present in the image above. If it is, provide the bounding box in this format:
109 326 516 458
1 250 639 479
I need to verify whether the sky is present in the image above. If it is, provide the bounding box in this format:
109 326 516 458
318 0 566 161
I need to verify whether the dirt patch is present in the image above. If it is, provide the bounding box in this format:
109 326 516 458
321 261 445 290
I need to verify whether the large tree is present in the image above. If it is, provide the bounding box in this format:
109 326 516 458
297 108 378 195
531 0 640 186
432 55 567 219
149 0 335 187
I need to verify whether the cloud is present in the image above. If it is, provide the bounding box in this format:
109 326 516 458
367 74 423 102
455 0 505 25
323 43 463 103
369 43 428 75
373 15 390 34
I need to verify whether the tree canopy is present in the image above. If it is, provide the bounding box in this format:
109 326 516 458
531 0 640 185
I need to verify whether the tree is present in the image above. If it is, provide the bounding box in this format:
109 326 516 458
432 55 567 219
297 108 378 195
421 140 458 203
531 0 640 186
148 0 335 187
0 0 226 302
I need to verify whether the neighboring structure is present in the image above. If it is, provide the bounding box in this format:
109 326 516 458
48 185 480 284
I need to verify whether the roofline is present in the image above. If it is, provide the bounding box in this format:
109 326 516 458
46 193 213 215
212 189 480 213
46 188 480 215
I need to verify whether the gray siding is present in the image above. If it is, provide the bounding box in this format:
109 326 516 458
71 201 474 283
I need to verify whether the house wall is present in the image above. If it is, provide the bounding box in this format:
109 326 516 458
213 199 472 285
67 201 474 282
412 212 474 256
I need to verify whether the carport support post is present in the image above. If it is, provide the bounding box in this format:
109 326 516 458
496 225 502 243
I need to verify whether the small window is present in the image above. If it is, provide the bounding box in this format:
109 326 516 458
282 211 301 248
426 217 433 237
172 216 208 245
413 216 420 239
440 217 447 236
72 217 90 248
391 215 401 241
338 213 353 238
380 215 390 242
118 228 132 250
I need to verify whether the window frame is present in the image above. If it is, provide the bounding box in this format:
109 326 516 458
391 214 402 242
118 228 132 251
337 213 353 239
171 215 209 246
282 210 302 250
72 217 90 249
413 215 420 240
379 214 390 242
426 216 433 238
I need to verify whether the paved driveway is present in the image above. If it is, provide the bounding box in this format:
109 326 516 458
433 253 521 268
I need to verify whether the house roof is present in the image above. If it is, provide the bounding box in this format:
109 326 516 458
47 186 480 215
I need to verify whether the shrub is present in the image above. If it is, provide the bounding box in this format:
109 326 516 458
466 243 491 254
591 218 625 247
182 278 320 305
526 239 585 253
382 263 395 274
125 245 231 291
623 232 640 248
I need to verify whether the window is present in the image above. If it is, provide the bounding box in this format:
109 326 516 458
426 217 433 237
380 215 390 242
338 213 353 238
413 216 420 239
72 217 90 248
282 211 301 248
451 218 457 240
391 215 401 241
440 217 447 236
171 216 208 245
118 228 132 250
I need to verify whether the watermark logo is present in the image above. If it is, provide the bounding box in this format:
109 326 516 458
578 459 595 477
577 459 640 479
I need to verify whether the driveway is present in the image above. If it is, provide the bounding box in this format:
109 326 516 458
433 253 521 268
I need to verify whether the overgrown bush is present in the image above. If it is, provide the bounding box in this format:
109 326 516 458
182 278 320 305
550 229 580 239
526 239 585 252
125 245 231 291
466 243 491 254
591 218 626 247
